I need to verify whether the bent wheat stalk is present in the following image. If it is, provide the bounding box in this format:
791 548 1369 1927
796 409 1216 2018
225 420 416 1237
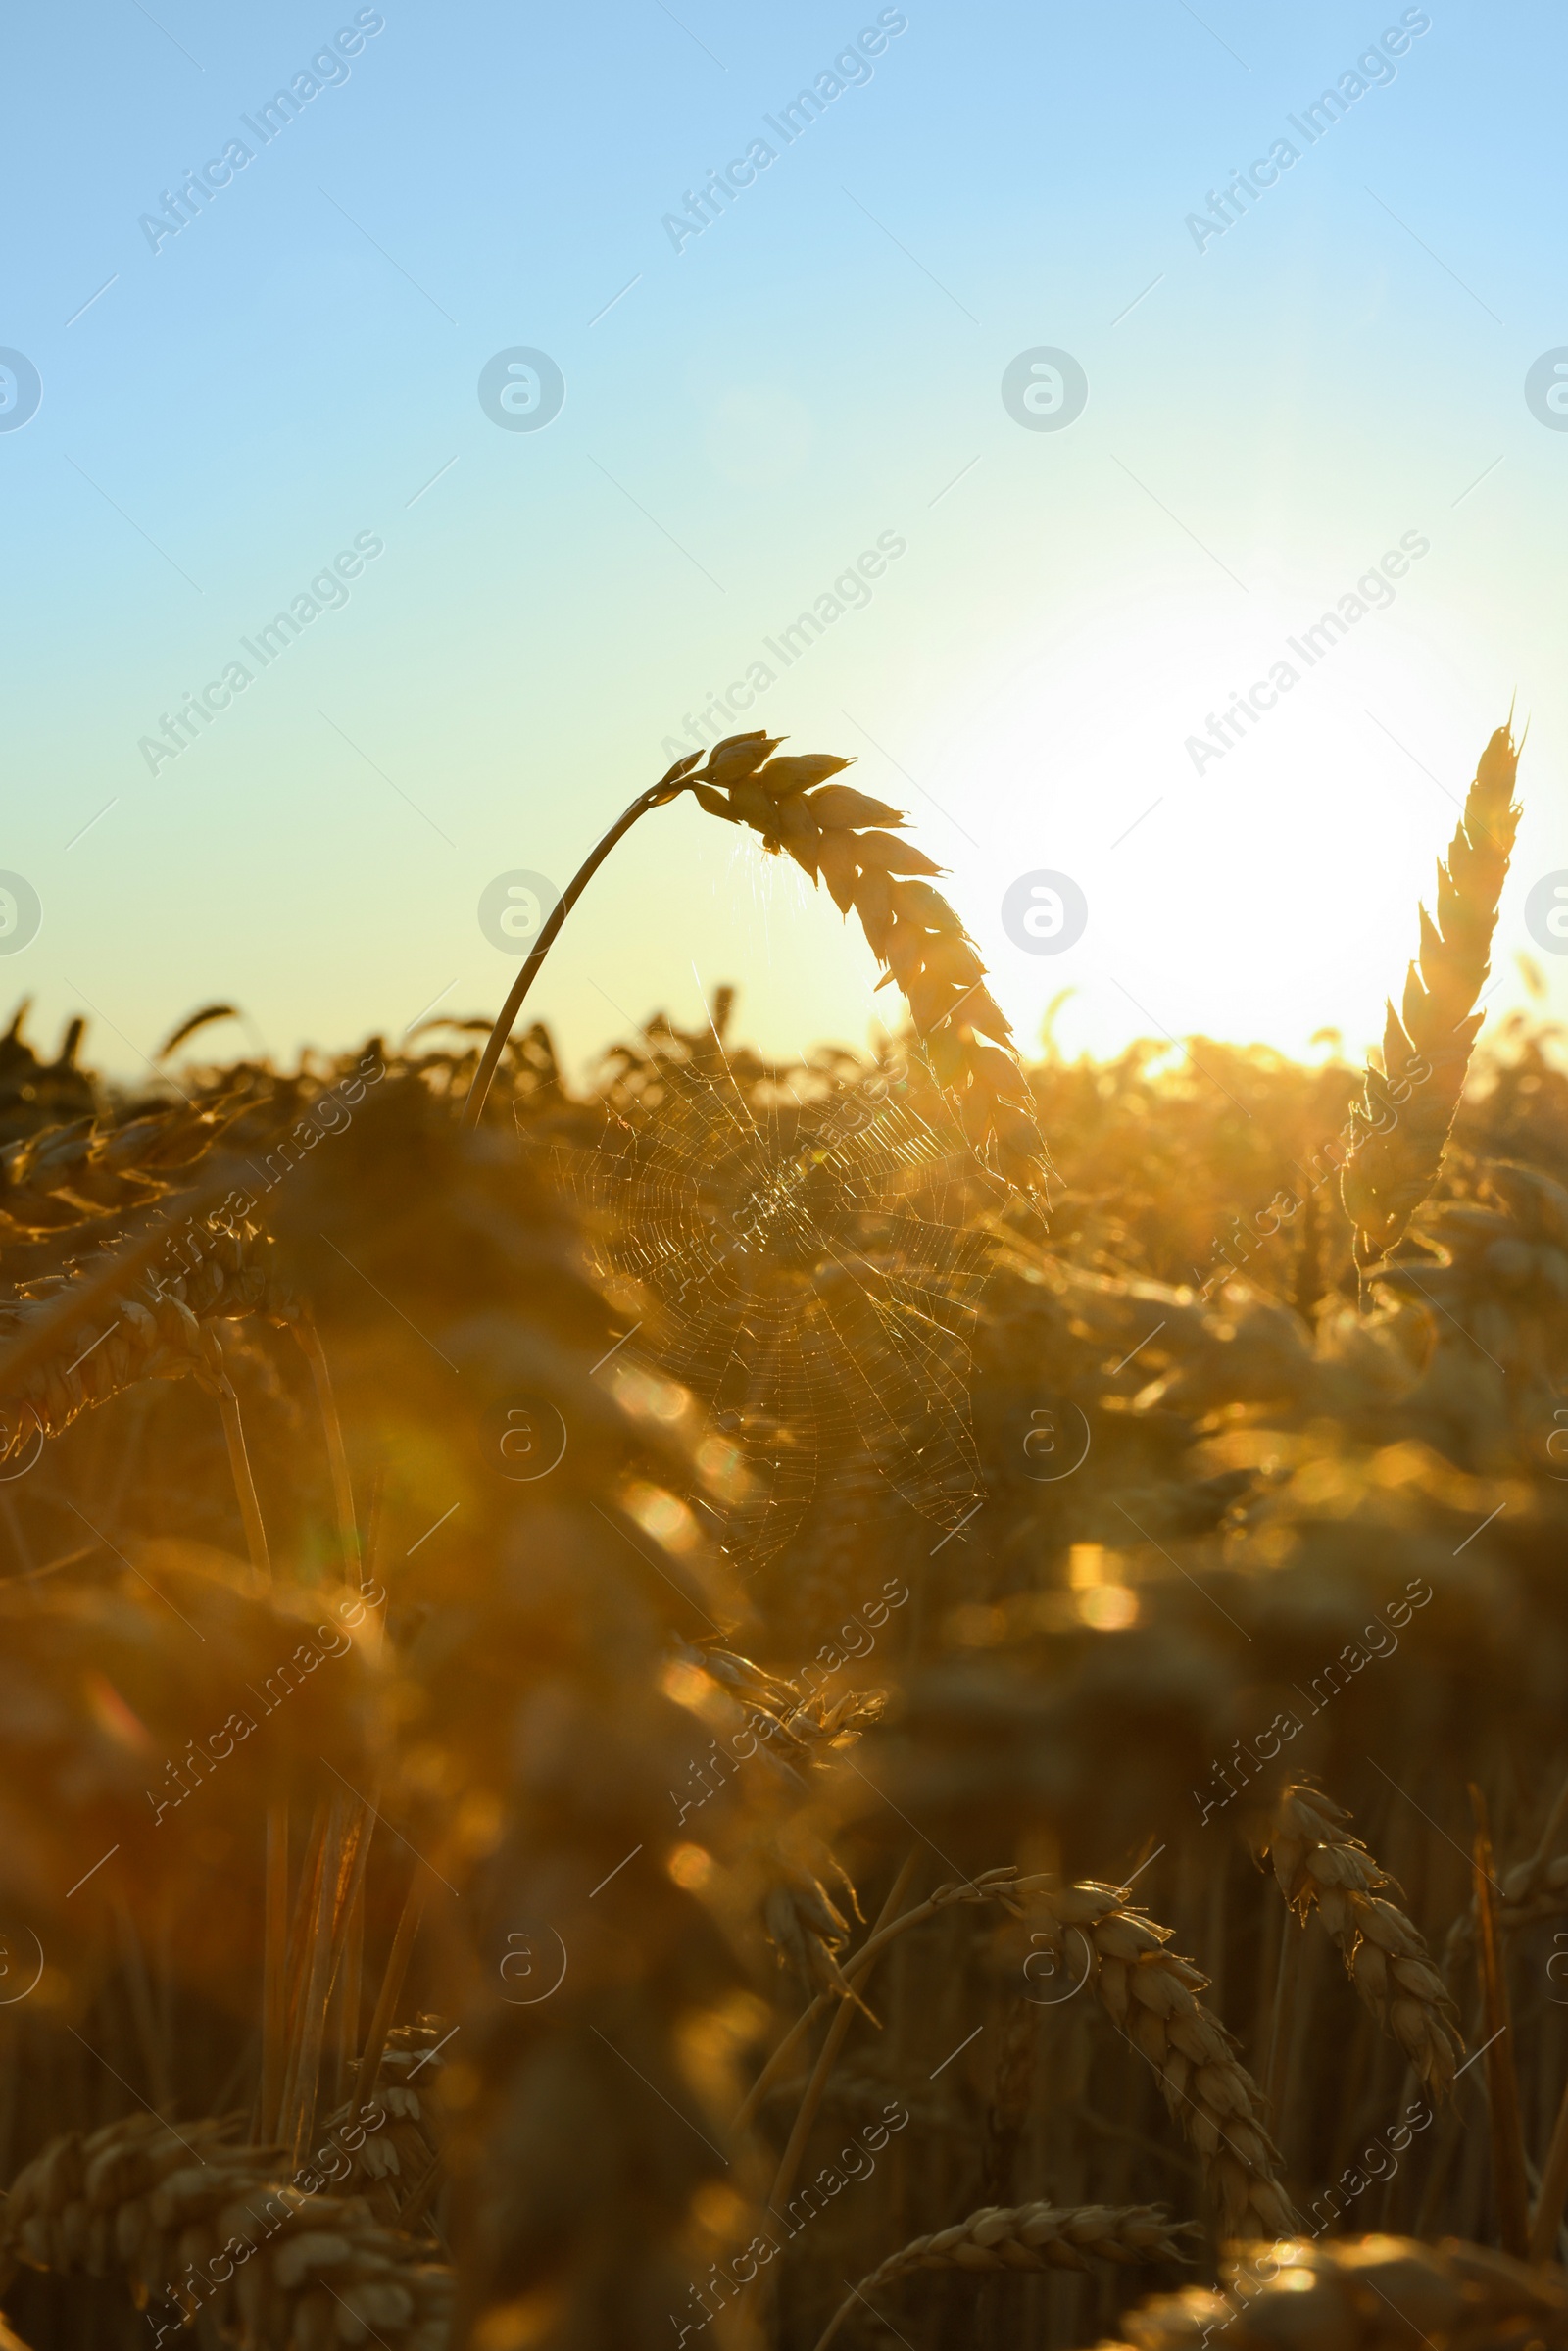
462 733 1052 1196
811 2202 1199 2351
744 1871 1292 2238
462 773 681 1127
1340 722 1521 1273
1034 1883 1294 2238
1259 1783 1463 2095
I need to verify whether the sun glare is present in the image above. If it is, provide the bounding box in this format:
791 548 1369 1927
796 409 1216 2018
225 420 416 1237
916 568 1510 1066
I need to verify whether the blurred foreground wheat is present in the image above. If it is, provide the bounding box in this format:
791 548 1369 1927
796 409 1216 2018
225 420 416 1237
0 720 1564 2351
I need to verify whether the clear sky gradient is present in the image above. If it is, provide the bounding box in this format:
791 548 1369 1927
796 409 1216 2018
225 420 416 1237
3 0 1565 1084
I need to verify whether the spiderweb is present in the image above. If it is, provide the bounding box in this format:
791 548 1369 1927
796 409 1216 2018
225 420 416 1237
552 1019 993 1570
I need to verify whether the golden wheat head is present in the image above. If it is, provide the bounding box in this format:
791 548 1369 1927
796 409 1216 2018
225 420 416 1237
1261 1783 1463 2095
1340 723 1520 1268
814 2201 1199 2350
665 731 1054 1200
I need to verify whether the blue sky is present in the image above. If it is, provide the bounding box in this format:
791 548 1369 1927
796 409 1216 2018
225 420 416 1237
3 0 1565 1082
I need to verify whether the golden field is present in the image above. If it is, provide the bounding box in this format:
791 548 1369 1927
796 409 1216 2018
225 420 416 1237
3 728 1568 2351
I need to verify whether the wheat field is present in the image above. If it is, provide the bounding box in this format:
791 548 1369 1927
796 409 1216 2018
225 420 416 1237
4 726 1568 2351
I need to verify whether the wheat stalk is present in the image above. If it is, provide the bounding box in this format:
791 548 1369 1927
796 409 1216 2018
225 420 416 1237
0 2114 453 2350
0 1095 243 1238
293 1317 363 1577
980 1993 1040 2206
768 1852 921 2213
1258 1784 1463 2095
461 733 1052 1197
744 1871 1291 2238
737 1867 1036 2131
688 734 1052 1196
1032 1883 1295 2239
1340 723 1521 1272
0 1224 274 1462
812 2201 1199 2350
354 1878 427 2129
262 1803 291 2147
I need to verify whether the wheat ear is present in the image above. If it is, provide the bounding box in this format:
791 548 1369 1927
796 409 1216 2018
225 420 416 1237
0 1222 273 1465
461 733 1052 1196
0 2115 453 2351
318 2027 450 2227
812 2202 1199 2351
1033 1883 1295 2239
744 1870 1291 2235
0 1093 242 1238
1340 723 1521 1271
0 1181 233 1415
688 733 1051 1195
1259 1784 1463 2095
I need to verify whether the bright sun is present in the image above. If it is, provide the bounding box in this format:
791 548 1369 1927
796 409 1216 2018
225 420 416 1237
917 567 1518 1066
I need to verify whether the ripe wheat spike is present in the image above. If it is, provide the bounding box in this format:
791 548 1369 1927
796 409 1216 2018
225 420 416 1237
0 1225 273 1460
684 731 1054 1199
1340 723 1521 1270
812 2201 1199 2350
0 2115 454 2350
0 1094 243 1239
1031 1883 1295 2238
1259 1783 1463 2095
